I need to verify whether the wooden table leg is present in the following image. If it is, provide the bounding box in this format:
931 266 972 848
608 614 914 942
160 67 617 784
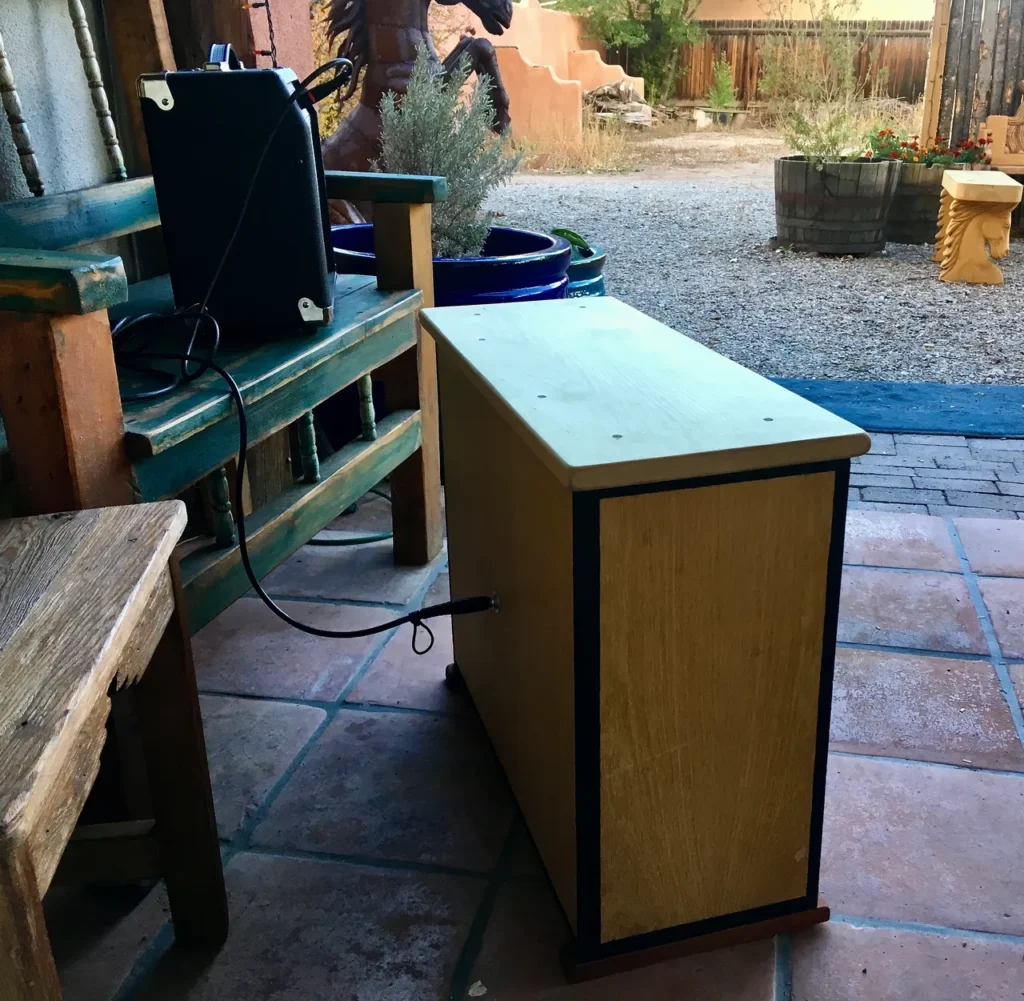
0 845 62 1000
137 561 228 948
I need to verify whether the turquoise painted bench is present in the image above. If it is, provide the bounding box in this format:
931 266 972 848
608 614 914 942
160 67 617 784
0 172 445 632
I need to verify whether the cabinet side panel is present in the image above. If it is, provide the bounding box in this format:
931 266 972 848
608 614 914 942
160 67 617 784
598 472 835 942
440 350 577 927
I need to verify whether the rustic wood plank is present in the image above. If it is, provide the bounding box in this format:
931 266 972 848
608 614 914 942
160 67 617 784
420 299 870 491
0 178 159 251
374 202 442 565
103 0 176 175
324 171 448 204
246 429 293 509
0 844 61 1001
181 409 420 632
137 558 228 947
131 310 418 501
939 0 968 139
120 273 419 459
990 0 1012 116
0 249 127 314
0 310 135 513
0 503 185 849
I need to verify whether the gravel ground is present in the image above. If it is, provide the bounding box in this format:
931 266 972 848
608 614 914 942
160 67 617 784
485 162 1024 384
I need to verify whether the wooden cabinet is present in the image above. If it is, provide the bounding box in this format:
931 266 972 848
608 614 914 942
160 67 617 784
421 297 870 979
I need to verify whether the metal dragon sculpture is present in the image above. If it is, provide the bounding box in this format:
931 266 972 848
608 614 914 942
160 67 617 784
321 0 512 182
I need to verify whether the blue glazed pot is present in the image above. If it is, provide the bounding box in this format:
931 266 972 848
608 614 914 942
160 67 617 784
331 224 571 306
566 246 607 298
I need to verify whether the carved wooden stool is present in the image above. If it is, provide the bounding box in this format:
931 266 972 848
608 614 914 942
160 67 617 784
934 170 1023 284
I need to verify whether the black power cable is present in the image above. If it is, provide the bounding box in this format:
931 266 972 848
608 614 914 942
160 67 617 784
115 57 498 653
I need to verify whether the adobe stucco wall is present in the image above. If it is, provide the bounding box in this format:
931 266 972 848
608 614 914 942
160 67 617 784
495 47 583 143
0 0 114 201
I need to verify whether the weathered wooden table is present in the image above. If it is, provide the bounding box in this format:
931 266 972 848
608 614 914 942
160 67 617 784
0 502 227 1000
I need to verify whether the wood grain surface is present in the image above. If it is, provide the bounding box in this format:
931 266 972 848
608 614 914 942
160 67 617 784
597 472 835 941
440 348 578 926
421 298 869 490
0 249 127 314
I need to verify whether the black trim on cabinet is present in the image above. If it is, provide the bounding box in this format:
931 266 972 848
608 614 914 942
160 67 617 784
572 490 602 954
567 458 847 966
806 459 849 901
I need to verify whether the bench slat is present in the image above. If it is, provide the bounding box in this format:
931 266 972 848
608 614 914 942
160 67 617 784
0 178 159 251
0 249 127 314
324 171 447 204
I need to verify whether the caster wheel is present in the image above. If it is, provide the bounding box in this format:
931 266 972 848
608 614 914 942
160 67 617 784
444 663 465 691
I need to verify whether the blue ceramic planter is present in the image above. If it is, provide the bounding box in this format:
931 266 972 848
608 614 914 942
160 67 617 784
331 224 571 306
566 246 607 298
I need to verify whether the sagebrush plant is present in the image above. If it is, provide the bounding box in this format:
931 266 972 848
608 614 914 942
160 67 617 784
706 54 735 110
374 46 522 258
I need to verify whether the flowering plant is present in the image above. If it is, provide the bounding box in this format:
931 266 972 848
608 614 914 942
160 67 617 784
866 129 992 166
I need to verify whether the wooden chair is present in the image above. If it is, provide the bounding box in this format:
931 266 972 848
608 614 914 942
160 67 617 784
0 502 226 999
0 172 443 632
978 102 1024 172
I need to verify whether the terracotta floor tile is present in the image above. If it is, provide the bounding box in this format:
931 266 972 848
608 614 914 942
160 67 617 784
843 511 960 571
978 577 1024 658
262 539 444 605
192 597 388 700
821 754 1024 935
792 920 1024 1001
199 694 325 838
132 853 484 1001
838 568 986 654
251 710 514 869
463 879 775 1000
50 885 169 1001
830 648 1024 770
347 572 469 714
955 518 1024 578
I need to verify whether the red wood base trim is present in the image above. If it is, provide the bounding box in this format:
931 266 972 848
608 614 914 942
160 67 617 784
563 901 830 983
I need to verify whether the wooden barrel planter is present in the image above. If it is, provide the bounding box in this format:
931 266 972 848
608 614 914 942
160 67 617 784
886 163 966 244
775 155 902 254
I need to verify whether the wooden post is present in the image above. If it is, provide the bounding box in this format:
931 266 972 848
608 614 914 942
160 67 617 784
0 310 135 513
137 561 228 948
0 846 62 1001
373 202 443 565
922 0 952 141
104 0 176 175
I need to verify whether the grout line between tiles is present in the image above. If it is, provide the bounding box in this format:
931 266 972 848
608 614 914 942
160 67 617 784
946 521 1024 753
831 913 1024 945
197 688 336 711
257 591 411 611
773 933 793 1001
828 749 1024 778
835 640 991 662
109 921 177 1001
446 818 521 1001
239 844 495 880
842 561 963 577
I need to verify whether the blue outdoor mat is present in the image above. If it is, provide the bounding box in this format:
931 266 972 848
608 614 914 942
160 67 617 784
775 379 1024 438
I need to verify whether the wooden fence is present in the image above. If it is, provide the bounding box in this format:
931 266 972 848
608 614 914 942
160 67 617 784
924 0 1024 146
675 20 934 107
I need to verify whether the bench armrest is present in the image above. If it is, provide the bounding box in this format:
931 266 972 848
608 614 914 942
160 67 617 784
0 249 127 314
324 171 447 204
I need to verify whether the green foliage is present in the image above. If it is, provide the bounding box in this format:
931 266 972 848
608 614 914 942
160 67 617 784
706 54 735 110
374 47 522 258
785 106 865 161
555 0 704 105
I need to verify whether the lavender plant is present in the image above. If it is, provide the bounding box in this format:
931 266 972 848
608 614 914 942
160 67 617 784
374 45 521 258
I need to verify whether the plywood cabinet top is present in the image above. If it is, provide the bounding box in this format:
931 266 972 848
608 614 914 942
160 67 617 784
422 298 870 490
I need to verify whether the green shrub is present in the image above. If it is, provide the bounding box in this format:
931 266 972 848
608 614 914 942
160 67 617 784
375 47 522 258
706 54 735 110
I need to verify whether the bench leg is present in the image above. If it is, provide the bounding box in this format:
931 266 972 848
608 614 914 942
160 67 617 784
374 202 443 565
137 561 228 948
0 846 62 1000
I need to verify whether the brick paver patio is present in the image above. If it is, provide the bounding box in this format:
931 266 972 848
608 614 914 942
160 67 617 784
46 493 1024 1000
852 433 1024 519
